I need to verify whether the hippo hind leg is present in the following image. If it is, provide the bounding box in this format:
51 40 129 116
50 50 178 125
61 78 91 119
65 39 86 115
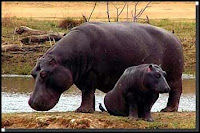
161 77 182 112
75 89 95 113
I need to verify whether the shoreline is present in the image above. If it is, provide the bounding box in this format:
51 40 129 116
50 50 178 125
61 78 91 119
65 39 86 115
2 111 196 129
1 74 196 79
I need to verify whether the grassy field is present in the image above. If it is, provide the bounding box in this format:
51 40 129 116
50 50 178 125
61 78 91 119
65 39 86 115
1 2 196 74
1 17 196 74
2 111 196 129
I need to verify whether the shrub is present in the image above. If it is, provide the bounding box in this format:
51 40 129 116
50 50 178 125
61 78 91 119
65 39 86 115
58 17 85 29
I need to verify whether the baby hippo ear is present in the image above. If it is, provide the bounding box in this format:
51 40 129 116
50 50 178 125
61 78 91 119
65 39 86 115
147 64 153 72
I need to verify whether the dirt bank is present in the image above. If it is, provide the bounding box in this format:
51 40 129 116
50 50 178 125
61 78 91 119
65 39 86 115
2 111 196 129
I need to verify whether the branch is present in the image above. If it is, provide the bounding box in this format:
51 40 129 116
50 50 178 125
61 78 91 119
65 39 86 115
133 1 151 22
133 2 139 22
88 2 97 22
111 2 118 9
134 2 139 17
118 2 127 16
135 8 144 18
106 2 110 22
111 2 127 22
126 2 128 21
146 15 150 24
136 2 151 18
82 14 87 22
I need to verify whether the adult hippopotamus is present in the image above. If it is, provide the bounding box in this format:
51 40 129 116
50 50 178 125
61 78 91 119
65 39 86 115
104 64 170 122
28 22 184 113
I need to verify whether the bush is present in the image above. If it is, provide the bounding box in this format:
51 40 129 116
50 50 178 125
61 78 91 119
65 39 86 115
58 17 85 29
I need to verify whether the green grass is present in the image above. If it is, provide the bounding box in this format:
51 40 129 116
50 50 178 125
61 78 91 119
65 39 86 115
2 17 68 46
2 17 67 33
1 17 196 74
2 62 33 75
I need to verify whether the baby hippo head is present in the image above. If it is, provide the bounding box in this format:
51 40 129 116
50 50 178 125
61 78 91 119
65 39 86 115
142 64 170 93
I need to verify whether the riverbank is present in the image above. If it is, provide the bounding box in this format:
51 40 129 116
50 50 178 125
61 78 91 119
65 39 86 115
2 111 196 129
1 73 196 79
1 2 196 75
1 17 196 75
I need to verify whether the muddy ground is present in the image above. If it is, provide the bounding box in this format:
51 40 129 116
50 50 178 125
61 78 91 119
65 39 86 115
2 111 196 129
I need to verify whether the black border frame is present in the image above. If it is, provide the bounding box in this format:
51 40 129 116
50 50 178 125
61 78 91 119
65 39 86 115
1 1 199 132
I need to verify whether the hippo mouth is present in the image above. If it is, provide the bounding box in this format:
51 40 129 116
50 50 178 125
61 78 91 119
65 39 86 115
28 88 61 111
158 87 171 94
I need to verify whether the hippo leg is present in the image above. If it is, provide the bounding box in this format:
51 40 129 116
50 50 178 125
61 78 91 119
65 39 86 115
128 104 139 121
75 89 95 113
75 72 97 113
161 78 182 112
142 93 159 122
127 93 139 120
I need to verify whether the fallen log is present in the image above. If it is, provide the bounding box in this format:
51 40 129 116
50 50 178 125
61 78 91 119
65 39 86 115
15 26 47 35
2 44 22 52
20 32 64 44
15 26 65 44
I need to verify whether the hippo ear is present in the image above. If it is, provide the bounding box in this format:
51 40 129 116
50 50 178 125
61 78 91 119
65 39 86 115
147 64 153 72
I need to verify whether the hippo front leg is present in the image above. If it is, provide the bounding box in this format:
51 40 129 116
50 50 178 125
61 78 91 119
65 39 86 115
75 72 97 113
127 93 139 121
161 78 182 112
128 104 139 121
142 107 154 122
142 93 159 122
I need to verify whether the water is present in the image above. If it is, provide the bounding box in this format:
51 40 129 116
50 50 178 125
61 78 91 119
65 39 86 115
1 75 196 113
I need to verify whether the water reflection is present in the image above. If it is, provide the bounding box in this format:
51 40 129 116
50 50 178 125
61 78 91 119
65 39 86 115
2 77 196 94
1 77 196 113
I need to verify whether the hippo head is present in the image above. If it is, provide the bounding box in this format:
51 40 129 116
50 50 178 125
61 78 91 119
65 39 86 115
142 64 170 93
28 55 73 111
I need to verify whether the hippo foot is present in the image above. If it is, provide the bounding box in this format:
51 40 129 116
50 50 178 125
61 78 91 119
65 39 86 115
142 117 154 122
161 106 178 112
75 107 94 113
128 116 139 121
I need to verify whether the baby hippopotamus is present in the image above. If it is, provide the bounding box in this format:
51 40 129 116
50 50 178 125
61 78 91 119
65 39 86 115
104 64 170 122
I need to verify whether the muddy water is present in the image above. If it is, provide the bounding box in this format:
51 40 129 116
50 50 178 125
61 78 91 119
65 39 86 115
1 75 196 113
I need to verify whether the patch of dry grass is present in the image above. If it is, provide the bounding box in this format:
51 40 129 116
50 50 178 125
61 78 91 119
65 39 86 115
2 112 196 129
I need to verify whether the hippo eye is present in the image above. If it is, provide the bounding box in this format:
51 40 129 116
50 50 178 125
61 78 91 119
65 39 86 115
155 73 161 78
40 71 47 78
163 71 167 76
